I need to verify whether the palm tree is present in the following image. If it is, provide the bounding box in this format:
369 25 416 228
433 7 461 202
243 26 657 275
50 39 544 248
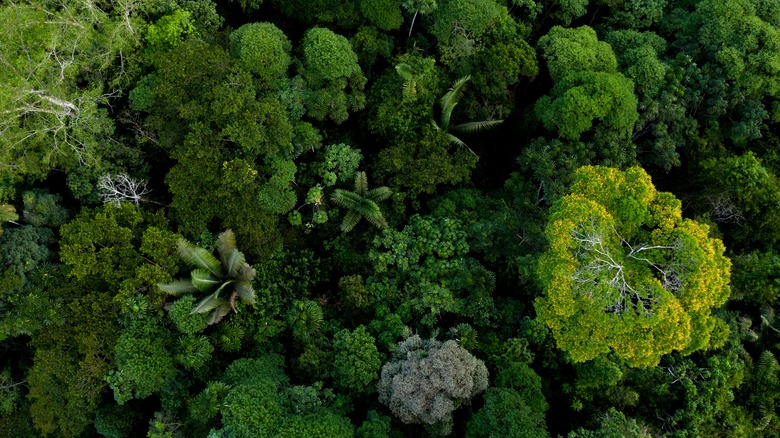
158 229 256 325
432 75 503 156
331 171 391 232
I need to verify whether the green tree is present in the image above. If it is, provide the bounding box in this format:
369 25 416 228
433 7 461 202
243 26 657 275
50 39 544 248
299 27 366 123
332 325 382 395
331 171 392 232
229 22 291 89
158 229 257 325
538 26 618 82
535 166 732 367
378 335 488 435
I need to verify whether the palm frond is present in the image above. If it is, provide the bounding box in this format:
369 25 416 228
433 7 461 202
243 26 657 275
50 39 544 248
445 132 477 156
354 198 382 219
341 210 362 232
439 75 471 129
190 291 224 315
402 80 417 100
366 186 392 203
364 212 388 229
191 269 223 293
177 238 222 277
208 302 233 325
451 119 503 135
223 249 245 279
354 171 369 195
237 263 256 283
331 189 362 209
157 279 198 295
216 229 237 266
235 281 256 305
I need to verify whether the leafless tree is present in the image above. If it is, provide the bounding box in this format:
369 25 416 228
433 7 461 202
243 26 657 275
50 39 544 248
97 173 150 206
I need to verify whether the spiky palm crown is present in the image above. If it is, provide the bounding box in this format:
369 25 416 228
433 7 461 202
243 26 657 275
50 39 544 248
331 171 392 232
158 229 256 325
432 75 503 156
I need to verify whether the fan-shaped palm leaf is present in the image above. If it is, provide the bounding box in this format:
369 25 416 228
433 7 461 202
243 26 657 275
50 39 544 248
354 171 369 195
340 210 363 232
331 189 363 210
217 229 237 267
235 281 256 305
177 239 222 277
191 269 223 293
237 263 256 283
451 119 504 135
157 279 198 295
208 302 233 325
366 187 392 203
191 289 225 315
223 249 245 278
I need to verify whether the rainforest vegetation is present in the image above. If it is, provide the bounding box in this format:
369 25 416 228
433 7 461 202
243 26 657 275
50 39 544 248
1 0 780 436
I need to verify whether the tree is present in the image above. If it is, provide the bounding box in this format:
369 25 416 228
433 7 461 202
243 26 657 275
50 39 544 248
535 166 732 367
331 171 392 232
298 27 366 123
377 335 488 435
97 173 151 207
229 22 291 89
538 26 618 82
432 75 503 156
332 326 382 395
158 229 257 325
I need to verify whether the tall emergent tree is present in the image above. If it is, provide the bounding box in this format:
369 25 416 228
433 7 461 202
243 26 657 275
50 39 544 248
158 229 256 325
535 166 731 367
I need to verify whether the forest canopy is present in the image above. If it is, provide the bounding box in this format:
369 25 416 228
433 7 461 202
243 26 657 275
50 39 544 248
0 0 779 436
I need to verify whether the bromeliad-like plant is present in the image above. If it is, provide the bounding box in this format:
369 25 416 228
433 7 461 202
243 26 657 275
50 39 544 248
433 75 503 156
331 171 392 232
158 229 256 325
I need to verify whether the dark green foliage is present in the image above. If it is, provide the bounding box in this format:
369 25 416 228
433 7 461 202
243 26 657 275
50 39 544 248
21 190 68 227
109 320 176 404
0 226 51 294
288 300 324 342
357 410 392 438
331 171 392 232
169 295 209 334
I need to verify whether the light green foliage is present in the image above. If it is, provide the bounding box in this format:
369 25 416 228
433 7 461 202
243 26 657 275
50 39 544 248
339 275 373 311
378 335 489 433
332 326 382 394
158 229 257 325
606 0 666 29
276 412 354 438
109 320 176 404
146 9 194 51
169 295 209 334
22 190 68 227
605 30 668 98
300 27 367 123
257 159 297 215
536 71 638 141
538 26 617 82
0 2 136 186
535 166 732 367
360 0 404 30
331 171 392 232
229 23 291 88
369 214 496 326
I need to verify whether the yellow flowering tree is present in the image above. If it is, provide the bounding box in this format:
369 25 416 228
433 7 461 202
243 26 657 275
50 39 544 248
535 166 731 367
